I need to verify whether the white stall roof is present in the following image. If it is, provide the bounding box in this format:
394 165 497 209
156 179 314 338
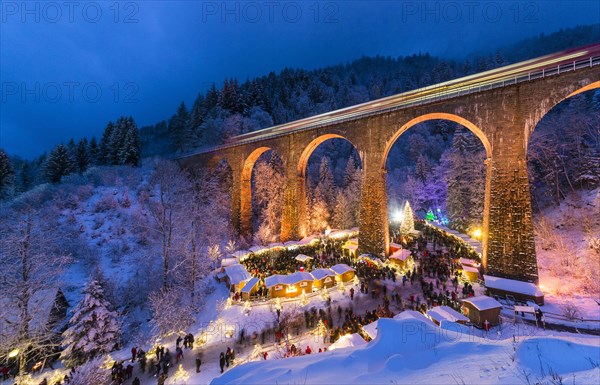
483 275 543 297
224 264 252 285
329 333 367 351
286 271 314 284
310 268 335 281
362 320 379 339
330 263 355 275
264 274 288 288
241 277 259 293
295 254 313 262
462 295 502 311
427 306 469 324
390 249 412 261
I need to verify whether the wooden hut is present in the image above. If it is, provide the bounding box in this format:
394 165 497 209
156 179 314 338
223 264 252 292
285 271 314 296
330 263 355 282
461 295 502 327
240 277 259 300
265 275 288 298
389 249 413 270
310 268 336 289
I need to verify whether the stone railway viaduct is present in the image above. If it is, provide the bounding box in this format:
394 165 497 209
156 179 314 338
180 46 600 284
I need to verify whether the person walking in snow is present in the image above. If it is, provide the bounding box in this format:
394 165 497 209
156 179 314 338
219 352 226 373
132 377 140 385
176 336 183 348
195 352 202 373
131 347 137 362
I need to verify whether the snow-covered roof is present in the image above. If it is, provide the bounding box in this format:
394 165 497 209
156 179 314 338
462 265 479 273
298 236 318 245
359 255 384 266
268 242 284 249
221 257 238 268
342 243 358 251
427 306 469 324
390 249 412 261
284 240 300 247
249 245 268 253
393 310 435 325
310 268 335 281
224 264 252 285
462 295 502 311
329 333 367 351
241 277 259 293
286 271 314 285
230 250 251 258
264 274 288 288
362 320 379 339
330 263 355 275
349 238 358 243
459 258 479 267
295 254 313 262
483 275 543 297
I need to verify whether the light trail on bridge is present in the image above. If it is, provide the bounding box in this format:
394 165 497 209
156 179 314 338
184 43 600 156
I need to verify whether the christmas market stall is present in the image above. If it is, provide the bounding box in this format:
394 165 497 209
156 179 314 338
330 263 356 282
328 333 367 351
285 271 314 296
310 268 336 289
483 275 544 305
461 295 502 327
223 264 252 292
389 248 413 270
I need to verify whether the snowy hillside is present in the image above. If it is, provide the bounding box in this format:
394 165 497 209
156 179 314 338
211 318 600 385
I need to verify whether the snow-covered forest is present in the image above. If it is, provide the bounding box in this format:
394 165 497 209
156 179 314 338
0 24 598 385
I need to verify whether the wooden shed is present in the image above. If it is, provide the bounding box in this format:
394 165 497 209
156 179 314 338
310 268 336 289
462 265 480 282
461 296 502 327
330 263 356 282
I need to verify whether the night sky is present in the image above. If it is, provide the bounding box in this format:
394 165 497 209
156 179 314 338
1 0 598 158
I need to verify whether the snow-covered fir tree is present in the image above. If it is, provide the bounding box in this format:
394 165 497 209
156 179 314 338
61 279 121 366
0 148 13 199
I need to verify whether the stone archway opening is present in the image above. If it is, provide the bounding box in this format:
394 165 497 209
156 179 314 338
526 84 600 299
382 113 491 258
297 135 363 238
241 147 286 245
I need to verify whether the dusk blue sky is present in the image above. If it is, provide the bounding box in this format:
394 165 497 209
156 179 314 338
1 1 599 158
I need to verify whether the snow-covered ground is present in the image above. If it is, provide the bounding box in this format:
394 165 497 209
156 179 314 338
211 317 600 385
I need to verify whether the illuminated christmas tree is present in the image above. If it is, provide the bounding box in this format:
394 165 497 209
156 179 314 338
300 289 308 306
173 364 189 385
400 201 414 234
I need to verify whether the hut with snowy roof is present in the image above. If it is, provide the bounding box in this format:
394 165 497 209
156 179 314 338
310 268 336 289
461 295 502 327
330 263 355 282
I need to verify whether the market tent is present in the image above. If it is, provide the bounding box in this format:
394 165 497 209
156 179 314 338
462 265 480 282
329 333 367 351
295 254 313 263
358 254 384 267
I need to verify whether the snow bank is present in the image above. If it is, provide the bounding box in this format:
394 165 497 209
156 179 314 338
484 275 543 297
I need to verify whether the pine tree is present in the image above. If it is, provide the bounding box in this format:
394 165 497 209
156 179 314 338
99 122 114 165
61 279 121 366
118 118 141 166
0 148 14 199
315 157 335 209
45 144 75 183
169 102 192 153
88 137 100 166
400 201 415 234
75 138 90 173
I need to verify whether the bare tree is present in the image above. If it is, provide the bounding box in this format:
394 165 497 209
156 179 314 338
0 193 71 374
